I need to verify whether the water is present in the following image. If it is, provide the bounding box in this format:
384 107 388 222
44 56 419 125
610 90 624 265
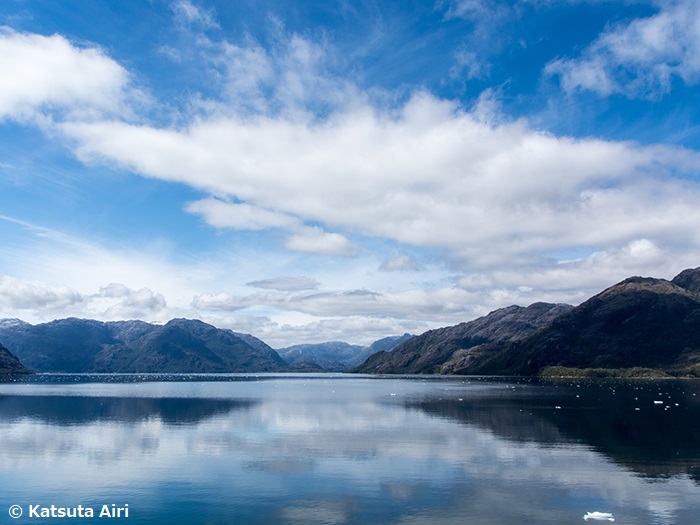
1 373 699 524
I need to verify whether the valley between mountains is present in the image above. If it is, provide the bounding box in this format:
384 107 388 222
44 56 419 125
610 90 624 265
2 267 700 377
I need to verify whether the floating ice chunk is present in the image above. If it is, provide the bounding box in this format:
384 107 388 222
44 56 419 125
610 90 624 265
654 400 664 405
584 511 615 521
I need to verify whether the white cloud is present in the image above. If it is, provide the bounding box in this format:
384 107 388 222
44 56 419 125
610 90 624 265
0 27 131 121
287 287 482 320
451 49 491 81
284 227 358 257
0 275 166 321
246 277 320 291
185 198 300 230
192 285 483 324
546 0 700 98
8 24 694 275
202 312 421 347
168 18 362 118
58 91 700 271
185 198 355 256
0 275 83 311
191 291 250 312
172 0 219 30
96 284 167 319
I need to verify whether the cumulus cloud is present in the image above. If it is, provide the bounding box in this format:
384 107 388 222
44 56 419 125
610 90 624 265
185 198 354 256
0 27 131 121
96 283 166 319
0 275 83 311
7 22 694 273
546 0 700 98
59 91 700 270
0 276 165 320
284 227 358 257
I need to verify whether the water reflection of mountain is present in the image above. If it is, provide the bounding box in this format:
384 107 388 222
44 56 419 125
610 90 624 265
409 379 700 483
0 395 255 425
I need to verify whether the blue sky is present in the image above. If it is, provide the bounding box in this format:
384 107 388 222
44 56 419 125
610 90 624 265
2 0 700 346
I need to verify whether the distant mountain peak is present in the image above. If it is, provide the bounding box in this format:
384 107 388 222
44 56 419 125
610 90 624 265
672 266 700 298
0 318 32 329
278 335 414 371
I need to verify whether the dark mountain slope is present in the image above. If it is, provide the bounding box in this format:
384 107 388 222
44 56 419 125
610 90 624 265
0 341 31 374
476 271 700 376
0 318 286 373
354 303 572 374
0 318 118 372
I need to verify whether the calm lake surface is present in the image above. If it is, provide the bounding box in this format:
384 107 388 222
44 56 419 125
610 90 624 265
1 373 699 524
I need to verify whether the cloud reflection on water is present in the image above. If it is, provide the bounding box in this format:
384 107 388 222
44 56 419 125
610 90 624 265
0 377 698 524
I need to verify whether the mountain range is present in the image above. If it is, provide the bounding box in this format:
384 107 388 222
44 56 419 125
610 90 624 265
0 318 288 373
355 266 700 377
3 267 700 376
0 317 409 374
278 334 413 372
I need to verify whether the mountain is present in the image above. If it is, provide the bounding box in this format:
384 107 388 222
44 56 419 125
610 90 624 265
278 334 413 372
7 266 700 376
347 333 414 369
0 318 117 372
0 318 286 373
353 303 572 374
0 341 31 374
279 341 363 371
672 267 700 298
475 268 700 376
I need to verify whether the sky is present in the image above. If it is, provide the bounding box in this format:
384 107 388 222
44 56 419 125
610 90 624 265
2 0 700 347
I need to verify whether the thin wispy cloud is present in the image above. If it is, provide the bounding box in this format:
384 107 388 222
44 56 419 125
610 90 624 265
547 0 700 98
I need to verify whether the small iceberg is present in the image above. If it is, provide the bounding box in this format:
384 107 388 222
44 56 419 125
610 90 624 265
584 511 615 521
